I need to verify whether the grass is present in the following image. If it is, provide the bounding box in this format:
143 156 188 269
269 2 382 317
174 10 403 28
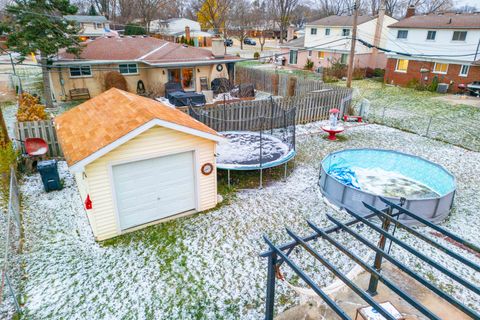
345 79 480 151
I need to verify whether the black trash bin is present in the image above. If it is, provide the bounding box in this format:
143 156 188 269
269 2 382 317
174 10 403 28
37 160 62 192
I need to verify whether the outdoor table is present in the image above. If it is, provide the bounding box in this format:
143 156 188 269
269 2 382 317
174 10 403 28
321 125 344 141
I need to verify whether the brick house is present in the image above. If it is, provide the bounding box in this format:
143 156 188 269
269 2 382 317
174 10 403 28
384 10 480 92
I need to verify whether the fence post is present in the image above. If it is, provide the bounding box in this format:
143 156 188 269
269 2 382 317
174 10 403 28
287 77 297 97
425 117 433 137
272 73 279 96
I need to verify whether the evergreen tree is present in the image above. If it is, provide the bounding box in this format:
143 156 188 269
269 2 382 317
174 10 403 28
88 4 97 16
6 0 81 108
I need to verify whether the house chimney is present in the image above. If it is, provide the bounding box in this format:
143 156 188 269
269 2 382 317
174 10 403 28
185 26 191 42
287 25 295 42
211 38 224 58
405 5 415 18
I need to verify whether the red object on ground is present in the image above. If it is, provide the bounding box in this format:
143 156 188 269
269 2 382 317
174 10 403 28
343 115 363 122
24 138 48 157
85 194 92 210
321 126 344 141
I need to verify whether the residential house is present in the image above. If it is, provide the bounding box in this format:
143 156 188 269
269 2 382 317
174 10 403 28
384 11 480 91
48 36 238 101
64 15 113 40
281 14 398 70
149 18 213 47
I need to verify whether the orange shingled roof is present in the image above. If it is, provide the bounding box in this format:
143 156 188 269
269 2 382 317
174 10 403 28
55 88 220 167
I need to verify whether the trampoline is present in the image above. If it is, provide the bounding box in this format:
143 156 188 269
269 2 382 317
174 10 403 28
189 98 296 187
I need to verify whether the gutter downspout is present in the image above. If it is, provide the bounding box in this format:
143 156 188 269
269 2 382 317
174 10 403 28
370 0 386 69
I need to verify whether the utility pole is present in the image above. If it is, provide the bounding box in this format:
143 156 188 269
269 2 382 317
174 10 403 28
346 0 360 88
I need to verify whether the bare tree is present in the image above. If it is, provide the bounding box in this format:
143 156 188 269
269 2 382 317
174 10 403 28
252 0 272 51
137 0 168 31
229 0 252 49
315 0 351 16
269 0 299 44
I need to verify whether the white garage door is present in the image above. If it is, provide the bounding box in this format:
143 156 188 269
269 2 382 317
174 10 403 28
112 151 196 230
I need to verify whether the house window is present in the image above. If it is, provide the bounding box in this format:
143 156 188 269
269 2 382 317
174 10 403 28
426 31 436 40
308 50 312 57
310 28 317 35
342 29 350 36
119 63 138 75
318 51 325 59
397 30 408 39
69 65 92 77
94 23 103 29
459 64 470 77
433 63 448 74
452 31 467 41
289 50 298 64
395 59 408 73
325 28 330 36
168 68 195 90
340 54 348 64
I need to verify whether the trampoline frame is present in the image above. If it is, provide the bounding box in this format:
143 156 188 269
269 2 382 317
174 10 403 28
188 98 296 188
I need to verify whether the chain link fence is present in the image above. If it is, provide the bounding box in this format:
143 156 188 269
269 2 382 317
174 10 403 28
358 100 480 152
0 167 22 319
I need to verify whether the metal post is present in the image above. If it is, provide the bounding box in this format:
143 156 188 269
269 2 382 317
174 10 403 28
227 169 231 188
367 206 392 295
284 162 287 181
265 253 277 320
425 117 432 137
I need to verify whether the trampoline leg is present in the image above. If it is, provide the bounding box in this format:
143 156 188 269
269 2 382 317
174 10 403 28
228 170 231 188
260 169 263 189
284 162 288 181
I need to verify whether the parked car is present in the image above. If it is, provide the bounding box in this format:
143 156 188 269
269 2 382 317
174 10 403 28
224 39 233 47
467 81 480 96
243 38 256 46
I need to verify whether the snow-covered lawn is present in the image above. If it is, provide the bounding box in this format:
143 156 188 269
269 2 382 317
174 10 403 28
349 80 480 152
17 123 480 319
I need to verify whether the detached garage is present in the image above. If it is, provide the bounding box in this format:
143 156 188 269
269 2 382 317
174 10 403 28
55 88 222 240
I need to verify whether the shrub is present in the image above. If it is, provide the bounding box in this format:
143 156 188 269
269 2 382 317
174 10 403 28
352 68 366 80
323 75 339 83
105 71 128 91
253 52 260 60
16 92 48 122
304 58 314 71
427 75 439 92
124 23 146 35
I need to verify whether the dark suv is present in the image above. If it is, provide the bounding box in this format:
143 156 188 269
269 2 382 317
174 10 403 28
243 38 256 45
224 39 233 47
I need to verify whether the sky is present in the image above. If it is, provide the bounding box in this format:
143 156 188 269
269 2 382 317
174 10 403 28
454 0 479 8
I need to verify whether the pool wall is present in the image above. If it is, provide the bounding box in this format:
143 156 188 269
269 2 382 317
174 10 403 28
319 149 456 226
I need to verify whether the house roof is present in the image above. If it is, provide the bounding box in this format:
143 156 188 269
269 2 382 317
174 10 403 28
280 37 305 48
307 15 375 27
64 15 108 23
55 36 238 65
389 12 480 29
55 88 221 170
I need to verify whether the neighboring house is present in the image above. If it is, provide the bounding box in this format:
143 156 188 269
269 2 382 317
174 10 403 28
384 11 480 91
49 36 238 101
281 14 398 70
64 15 112 39
149 18 213 47
55 88 222 240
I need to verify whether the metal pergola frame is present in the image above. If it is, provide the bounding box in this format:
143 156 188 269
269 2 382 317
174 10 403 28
260 197 480 320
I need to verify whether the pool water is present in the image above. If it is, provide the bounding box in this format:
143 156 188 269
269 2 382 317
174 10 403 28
353 168 439 198
323 149 455 199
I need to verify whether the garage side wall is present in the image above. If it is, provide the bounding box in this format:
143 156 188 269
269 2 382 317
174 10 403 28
84 126 217 240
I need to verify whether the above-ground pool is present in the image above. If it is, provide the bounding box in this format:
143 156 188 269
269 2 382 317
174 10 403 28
319 149 456 225
216 131 296 170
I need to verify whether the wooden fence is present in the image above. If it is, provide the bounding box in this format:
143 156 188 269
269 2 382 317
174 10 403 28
181 87 353 131
235 66 332 97
13 81 352 159
14 120 63 157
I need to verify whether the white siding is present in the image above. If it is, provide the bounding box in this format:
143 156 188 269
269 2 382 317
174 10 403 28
81 125 217 240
